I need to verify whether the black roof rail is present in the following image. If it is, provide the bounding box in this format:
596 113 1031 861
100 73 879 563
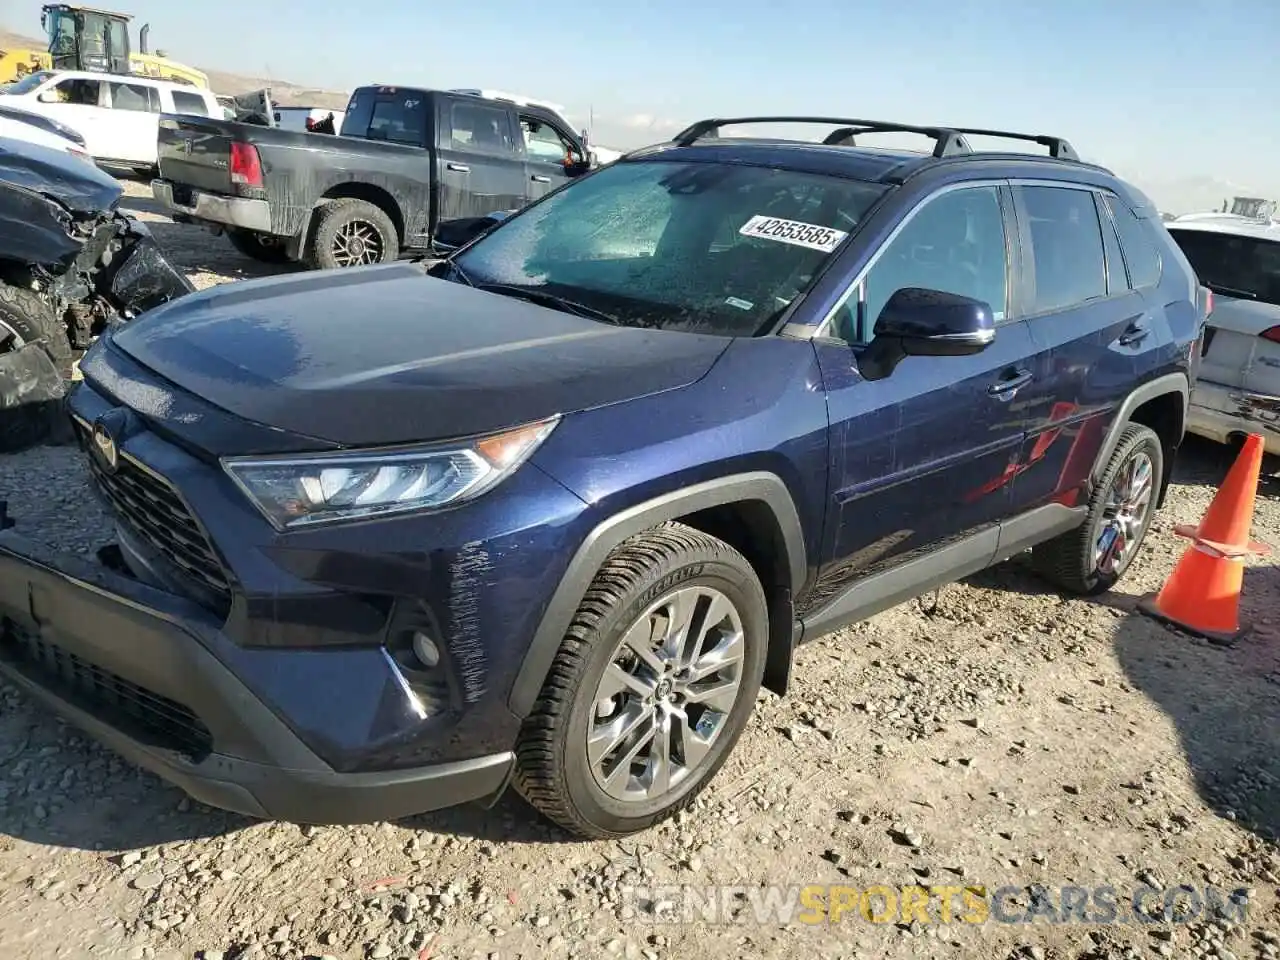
670 116 1081 162
936 126 1079 161
671 116 975 158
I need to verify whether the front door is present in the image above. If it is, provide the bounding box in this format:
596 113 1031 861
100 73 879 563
435 98 527 225
31 76 105 156
807 182 1036 618
519 113 582 203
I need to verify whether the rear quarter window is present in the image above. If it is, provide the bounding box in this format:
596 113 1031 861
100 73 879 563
1105 196 1162 288
170 90 212 116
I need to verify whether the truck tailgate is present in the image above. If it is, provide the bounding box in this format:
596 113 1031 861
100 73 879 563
157 116 234 195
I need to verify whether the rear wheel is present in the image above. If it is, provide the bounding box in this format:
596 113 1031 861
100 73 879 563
515 523 767 838
308 199 399 270
226 228 293 265
1032 423 1163 595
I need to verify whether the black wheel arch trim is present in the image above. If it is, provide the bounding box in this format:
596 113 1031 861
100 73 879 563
507 471 807 719
1090 372 1188 490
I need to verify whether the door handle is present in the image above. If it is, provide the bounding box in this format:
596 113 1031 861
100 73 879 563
1118 323 1149 346
988 368 1034 398
531 174 551 183
446 162 469 172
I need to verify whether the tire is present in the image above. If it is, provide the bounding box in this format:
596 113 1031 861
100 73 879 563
0 283 72 376
1032 423 1164 595
515 522 768 839
226 228 294 265
307 199 399 270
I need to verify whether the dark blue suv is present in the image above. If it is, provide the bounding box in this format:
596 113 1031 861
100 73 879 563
0 115 1208 838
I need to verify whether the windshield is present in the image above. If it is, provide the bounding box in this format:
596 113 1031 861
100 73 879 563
450 159 886 336
2 72 56 96
1168 228 1280 307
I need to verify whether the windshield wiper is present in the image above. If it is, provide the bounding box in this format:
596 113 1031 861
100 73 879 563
445 260 473 286
1205 281 1257 300
474 283 620 324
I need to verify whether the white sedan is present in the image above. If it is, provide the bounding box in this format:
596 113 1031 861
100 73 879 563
1167 214 1280 457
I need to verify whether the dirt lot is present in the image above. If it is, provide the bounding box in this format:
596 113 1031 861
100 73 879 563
2 179 1280 960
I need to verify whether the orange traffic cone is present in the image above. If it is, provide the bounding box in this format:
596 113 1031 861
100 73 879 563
1139 433 1271 645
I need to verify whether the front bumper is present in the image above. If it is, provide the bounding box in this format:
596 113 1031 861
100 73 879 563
1187 379 1280 456
0 530 514 823
152 178 274 234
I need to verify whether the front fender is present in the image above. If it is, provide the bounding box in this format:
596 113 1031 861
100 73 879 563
507 471 806 718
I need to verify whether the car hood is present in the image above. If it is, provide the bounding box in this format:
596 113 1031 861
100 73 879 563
110 263 732 447
0 136 121 214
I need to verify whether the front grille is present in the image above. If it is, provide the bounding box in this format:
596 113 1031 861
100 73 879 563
0 623 213 762
74 420 231 607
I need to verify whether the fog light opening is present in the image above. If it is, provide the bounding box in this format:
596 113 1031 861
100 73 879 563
412 631 441 669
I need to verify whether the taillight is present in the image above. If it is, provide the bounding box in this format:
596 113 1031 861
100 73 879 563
229 142 263 188
1262 326 1280 344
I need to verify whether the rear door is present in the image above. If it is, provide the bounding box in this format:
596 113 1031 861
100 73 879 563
103 79 162 164
435 97 527 222
1004 184 1154 513
1166 226 1280 402
518 112 585 203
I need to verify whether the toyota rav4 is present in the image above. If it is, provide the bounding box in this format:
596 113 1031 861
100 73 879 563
0 115 1208 838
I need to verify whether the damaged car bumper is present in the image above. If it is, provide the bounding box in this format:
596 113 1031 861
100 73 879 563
1188 378 1280 456
0 532 514 822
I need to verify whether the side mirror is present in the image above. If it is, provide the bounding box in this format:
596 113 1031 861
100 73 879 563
860 287 995 380
37 90 58 104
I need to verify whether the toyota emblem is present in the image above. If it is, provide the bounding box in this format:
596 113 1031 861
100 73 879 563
90 418 119 473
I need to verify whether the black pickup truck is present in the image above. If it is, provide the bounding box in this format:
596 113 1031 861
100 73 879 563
151 86 594 269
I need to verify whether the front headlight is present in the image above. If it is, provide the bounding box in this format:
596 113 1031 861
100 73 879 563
222 416 558 530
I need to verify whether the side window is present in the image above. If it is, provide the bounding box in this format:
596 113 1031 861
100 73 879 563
1018 185 1107 314
1105 196 1162 289
520 116 581 164
52 78 101 106
449 103 516 156
170 90 211 116
109 82 159 113
1096 194 1130 294
857 186 1008 341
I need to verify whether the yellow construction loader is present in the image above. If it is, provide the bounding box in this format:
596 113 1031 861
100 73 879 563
0 5 208 88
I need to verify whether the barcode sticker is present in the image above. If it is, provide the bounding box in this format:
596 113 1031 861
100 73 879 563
739 215 848 253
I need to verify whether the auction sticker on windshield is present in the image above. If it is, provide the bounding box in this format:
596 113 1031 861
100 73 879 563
740 215 849 253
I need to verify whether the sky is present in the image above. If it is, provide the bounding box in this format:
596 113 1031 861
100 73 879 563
8 0 1279 211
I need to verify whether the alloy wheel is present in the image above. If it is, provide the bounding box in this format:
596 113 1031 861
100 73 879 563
331 220 384 266
587 586 746 803
1094 449 1155 576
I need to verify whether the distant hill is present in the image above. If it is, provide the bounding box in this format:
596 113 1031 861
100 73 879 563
1 25 351 108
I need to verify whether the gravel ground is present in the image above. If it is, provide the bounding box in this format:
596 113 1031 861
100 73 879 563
2 179 1280 960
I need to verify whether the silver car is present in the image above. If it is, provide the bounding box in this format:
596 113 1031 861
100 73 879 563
1167 213 1280 456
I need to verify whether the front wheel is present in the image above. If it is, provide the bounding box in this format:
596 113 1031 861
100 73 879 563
515 523 768 838
1032 422 1164 595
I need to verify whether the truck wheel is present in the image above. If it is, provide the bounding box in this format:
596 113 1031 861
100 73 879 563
515 522 768 838
227 228 293 265
0 284 73 377
1032 423 1164 595
308 199 399 270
